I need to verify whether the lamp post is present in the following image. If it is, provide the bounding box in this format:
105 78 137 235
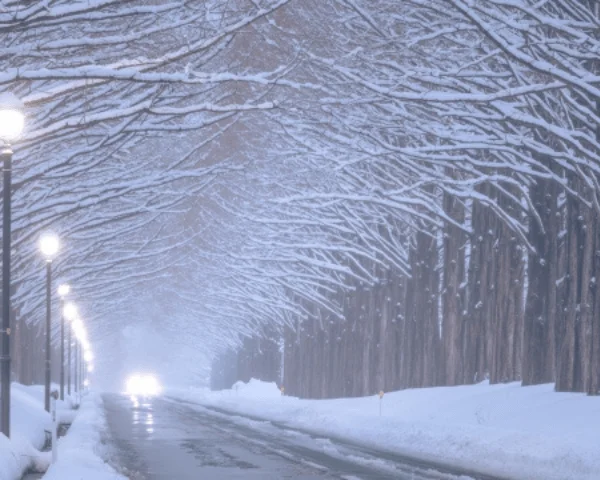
79 346 83 392
40 232 59 412
73 339 78 394
84 349 93 365
0 93 25 438
68 322 71 396
83 349 92 393
72 317 84 395
64 302 77 397
70 317 93 398
57 284 69 400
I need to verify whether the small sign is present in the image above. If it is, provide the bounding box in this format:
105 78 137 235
379 390 384 399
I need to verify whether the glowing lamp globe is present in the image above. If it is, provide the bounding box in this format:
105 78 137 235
72 318 84 337
64 302 77 321
39 233 59 261
0 93 25 142
58 283 70 298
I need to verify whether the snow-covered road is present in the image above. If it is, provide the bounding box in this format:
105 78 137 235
103 394 502 480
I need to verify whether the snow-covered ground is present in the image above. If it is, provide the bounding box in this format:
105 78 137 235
0 384 53 480
43 392 125 480
0 384 122 480
170 380 600 480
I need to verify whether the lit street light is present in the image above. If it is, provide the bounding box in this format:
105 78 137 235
57 284 70 400
0 93 24 438
73 337 78 395
64 302 77 396
40 232 59 412
84 350 94 363
64 302 77 321
73 319 87 394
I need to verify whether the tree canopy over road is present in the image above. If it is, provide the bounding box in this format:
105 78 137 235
2 0 599 395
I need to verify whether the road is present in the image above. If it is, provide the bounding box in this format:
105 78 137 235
103 394 504 480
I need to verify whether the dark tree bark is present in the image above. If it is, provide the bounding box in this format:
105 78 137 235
441 189 466 386
523 173 560 386
590 213 600 395
464 196 491 384
402 228 440 388
489 189 525 384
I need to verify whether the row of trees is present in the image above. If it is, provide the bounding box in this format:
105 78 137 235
1 1 294 386
210 0 600 397
10 316 64 386
2 1 600 393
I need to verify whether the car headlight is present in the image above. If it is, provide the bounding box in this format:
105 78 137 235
125 374 162 396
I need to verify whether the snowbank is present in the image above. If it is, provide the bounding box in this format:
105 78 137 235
0 434 48 480
170 380 600 480
0 383 99 480
43 392 126 480
12 384 78 426
231 378 281 399
0 384 52 480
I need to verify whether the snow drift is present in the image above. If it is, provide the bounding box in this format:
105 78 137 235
171 379 600 480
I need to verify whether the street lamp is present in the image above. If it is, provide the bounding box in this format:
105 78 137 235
73 337 78 395
57 284 69 401
84 350 93 363
0 93 24 438
72 319 85 393
57 284 70 298
64 302 77 320
64 302 77 396
39 232 59 412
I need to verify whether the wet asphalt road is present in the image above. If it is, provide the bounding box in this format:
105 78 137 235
103 394 501 480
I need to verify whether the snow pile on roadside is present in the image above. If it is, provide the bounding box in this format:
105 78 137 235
0 384 51 480
12 384 78 425
10 384 51 449
171 380 600 480
0 434 48 480
231 378 281 399
43 392 126 480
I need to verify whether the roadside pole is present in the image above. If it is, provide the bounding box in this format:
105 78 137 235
51 390 59 463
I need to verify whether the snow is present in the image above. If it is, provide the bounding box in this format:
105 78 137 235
170 380 600 480
0 384 52 480
231 378 282 399
12 384 78 426
0 434 47 480
42 392 125 480
1 384 122 480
